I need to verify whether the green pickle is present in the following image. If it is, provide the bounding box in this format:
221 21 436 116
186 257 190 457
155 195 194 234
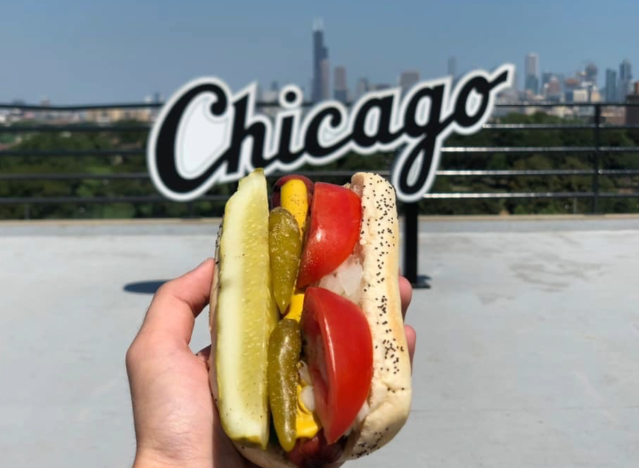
269 207 302 314
268 319 302 452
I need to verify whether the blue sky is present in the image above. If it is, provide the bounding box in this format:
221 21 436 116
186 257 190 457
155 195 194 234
1 0 637 103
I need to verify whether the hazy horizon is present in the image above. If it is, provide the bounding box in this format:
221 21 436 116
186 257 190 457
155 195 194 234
1 0 637 103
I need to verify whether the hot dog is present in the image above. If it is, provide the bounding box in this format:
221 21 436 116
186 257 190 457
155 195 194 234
209 170 412 468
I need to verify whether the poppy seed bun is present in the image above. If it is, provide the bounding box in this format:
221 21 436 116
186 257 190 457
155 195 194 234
341 172 412 459
209 172 412 467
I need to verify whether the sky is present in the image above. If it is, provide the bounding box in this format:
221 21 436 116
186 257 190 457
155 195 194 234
1 0 637 104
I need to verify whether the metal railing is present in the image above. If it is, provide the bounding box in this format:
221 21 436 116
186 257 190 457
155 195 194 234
2 101 639 210
2 99 639 285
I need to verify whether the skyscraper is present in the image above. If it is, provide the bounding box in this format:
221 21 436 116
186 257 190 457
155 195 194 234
261 81 279 103
448 57 457 80
312 19 330 102
618 59 633 101
399 70 420 94
355 78 369 100
333 66 348 102
626 82 639 125
320 59 330 101
525 53 540 77
585 63 598 85
605 69 618 102
541 72 554 88
546 77 561 97
525 53 540 95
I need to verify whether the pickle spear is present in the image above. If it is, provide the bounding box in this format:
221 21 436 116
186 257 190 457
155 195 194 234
268 319 302 452
269 208 302 314
215 169 278 449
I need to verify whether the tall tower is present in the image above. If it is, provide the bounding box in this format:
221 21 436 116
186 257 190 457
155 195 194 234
618 59 633 101
605 69 618 102
333 66 348 102
312 19 330 102
524 53 540 95
399 70 420 94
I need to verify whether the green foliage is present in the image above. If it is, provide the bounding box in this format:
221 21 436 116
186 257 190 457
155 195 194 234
1 112 638 220
426 112 639 215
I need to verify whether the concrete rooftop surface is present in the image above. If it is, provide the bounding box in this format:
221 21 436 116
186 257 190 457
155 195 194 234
2 215 639 468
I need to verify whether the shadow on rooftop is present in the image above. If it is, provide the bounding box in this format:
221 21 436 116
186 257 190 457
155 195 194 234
123 280 167 294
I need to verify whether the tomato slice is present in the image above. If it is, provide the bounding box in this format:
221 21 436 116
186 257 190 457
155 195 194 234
296 183 361 288
300 287 373 444
272 175 314 208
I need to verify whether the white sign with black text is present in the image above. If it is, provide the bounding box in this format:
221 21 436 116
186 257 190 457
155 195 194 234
148 64 514 203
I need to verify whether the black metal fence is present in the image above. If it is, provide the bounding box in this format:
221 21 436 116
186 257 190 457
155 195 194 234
2 100 639 285
2 101 639 210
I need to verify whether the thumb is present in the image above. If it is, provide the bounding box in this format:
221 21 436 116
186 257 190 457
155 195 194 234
140 258 215 345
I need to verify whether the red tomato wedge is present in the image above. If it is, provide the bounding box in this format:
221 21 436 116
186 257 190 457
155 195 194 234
296 183 361 288
300 287 373 444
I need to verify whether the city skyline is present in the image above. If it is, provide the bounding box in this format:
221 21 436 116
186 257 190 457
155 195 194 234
304 24 634 106
2 0 639 103
3 18 636 108
5 48 636 106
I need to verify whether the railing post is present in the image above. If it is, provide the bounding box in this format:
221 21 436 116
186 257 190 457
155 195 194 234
591 104 601 214
402 202 429 289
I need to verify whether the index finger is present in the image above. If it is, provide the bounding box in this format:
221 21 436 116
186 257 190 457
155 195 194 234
399 275 413 319
139 258 215 344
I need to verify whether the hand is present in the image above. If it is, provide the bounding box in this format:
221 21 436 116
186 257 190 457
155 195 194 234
126 259 416 468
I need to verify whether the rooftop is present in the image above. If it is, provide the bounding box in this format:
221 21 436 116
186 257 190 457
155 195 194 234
2 216 639 467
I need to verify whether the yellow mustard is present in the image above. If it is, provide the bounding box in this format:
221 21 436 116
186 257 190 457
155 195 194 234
281 178 309 323
280 179 309 238
295 383 321 439
280 178 319 441
285 291 305 322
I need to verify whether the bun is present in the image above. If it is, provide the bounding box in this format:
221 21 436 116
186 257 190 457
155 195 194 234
339 172 412 459
209 172 412 466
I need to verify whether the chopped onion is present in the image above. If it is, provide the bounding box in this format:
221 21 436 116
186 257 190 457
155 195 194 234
337 259 363 303
317 254 364 304
318 271 343 296
298 361 312 385
301 385 316 412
